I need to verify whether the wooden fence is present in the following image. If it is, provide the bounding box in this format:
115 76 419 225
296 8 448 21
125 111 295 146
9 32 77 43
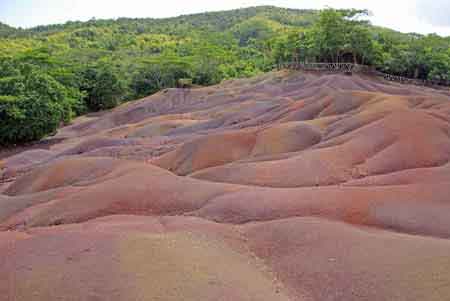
277 62 450 89
277 62 371 73
376 72 450 88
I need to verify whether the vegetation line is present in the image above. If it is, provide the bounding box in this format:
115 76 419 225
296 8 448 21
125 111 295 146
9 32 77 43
1 6 449 145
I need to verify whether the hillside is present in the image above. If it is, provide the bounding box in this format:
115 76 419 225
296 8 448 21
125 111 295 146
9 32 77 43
1 70 450 300
1 6 450 147
1 6 317 36
2 5 450 300
0 22 19 37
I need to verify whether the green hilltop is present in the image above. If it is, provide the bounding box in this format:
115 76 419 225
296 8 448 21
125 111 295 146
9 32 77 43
0 6 449 145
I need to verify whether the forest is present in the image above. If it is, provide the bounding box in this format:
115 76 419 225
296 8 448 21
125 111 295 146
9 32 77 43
1 6 449 145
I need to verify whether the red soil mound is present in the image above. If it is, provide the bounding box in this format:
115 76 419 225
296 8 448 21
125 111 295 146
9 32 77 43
1 70 450 300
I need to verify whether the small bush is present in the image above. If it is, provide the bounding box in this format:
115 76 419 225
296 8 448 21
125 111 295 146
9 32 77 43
178 78 193 88
0 70 73 145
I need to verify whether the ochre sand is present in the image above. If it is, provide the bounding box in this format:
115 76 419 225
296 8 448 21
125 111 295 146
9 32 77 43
1 70 450 300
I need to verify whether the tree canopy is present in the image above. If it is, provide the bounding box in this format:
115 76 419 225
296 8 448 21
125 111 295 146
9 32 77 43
0 6 449 145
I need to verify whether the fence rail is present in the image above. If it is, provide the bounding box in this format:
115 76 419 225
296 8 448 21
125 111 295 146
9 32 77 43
277 62 450 89
277 62 371 73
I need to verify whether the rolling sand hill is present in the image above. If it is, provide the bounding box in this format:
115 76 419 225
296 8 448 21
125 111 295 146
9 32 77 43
1 70 450 301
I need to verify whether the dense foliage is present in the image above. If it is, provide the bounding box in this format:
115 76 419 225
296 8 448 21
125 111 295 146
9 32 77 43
271 9 450 81
0 6 449 145
0 59 77 144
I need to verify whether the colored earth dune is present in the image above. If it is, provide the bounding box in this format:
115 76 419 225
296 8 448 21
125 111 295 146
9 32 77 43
1 70 450 300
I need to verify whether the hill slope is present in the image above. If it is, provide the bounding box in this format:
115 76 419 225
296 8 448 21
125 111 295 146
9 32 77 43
0 22 20 37
1 71 450 300
1 6 449 147
2 6 316 36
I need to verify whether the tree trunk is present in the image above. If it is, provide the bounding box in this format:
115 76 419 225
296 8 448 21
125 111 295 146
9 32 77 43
414 68 419 79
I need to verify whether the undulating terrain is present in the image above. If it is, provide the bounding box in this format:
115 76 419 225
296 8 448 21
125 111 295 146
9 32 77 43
1 70 450 300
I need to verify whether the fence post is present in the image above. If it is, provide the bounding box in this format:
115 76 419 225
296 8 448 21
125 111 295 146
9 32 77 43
277 62 449 89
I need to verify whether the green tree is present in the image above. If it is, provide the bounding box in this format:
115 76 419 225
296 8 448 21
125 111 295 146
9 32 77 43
346 25 374 64
1 6 449 145
310 9 347 62
0 69 73 145
80 64 125 111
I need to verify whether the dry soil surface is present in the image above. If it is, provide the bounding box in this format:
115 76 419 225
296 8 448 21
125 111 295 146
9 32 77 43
1 70 450 301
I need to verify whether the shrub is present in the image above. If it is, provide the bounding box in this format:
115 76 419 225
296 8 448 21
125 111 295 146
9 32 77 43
80 65 125 111
178 78 193 88
0 70 73 145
